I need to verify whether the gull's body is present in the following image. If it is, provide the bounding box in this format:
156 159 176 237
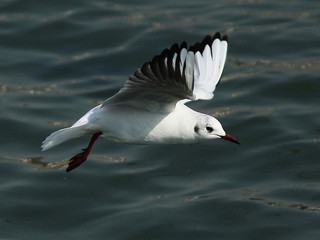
42 33 239 172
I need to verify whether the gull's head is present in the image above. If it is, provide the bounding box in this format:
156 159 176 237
193 114 239 144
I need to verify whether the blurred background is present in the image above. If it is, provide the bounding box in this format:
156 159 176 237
0 0 319 239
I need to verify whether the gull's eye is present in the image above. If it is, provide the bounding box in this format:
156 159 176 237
206 125 213 133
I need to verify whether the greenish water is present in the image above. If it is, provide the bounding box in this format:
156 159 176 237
1 0 320 239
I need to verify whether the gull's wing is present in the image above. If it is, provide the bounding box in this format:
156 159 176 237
103 32 228 112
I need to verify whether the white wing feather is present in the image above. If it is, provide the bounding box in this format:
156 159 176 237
192 37 227 100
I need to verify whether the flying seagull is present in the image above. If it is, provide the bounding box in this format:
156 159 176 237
42 32 239 172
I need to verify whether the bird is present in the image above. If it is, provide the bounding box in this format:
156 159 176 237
42 32 239 172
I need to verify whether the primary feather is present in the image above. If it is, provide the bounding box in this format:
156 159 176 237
103 33 228 111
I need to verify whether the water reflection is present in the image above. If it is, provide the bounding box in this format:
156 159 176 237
0 83 66 96
228 57 320 71
0 155 68 170
0 154 126 171
203 106 275 118
248 197 320 213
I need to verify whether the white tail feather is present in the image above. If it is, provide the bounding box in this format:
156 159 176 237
41 126 86 151
42 105 102 151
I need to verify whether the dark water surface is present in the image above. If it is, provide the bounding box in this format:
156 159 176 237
1 0 320 239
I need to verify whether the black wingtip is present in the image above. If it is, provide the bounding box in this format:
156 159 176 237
222 35 228 41
180 41 187 49
202 35 212 45
213 32 221 40
188 32 227 53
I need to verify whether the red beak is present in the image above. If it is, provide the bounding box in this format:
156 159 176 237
220 133 240 145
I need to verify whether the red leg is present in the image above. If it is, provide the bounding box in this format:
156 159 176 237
66 131 102 172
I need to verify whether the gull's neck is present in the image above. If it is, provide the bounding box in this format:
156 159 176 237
144 101 201 144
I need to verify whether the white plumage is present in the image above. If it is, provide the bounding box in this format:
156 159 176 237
42 32 239 172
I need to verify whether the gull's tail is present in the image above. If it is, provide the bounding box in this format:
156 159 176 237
42 105 102 151
41 126 86 151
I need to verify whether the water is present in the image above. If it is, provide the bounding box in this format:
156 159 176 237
1 0 320 239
